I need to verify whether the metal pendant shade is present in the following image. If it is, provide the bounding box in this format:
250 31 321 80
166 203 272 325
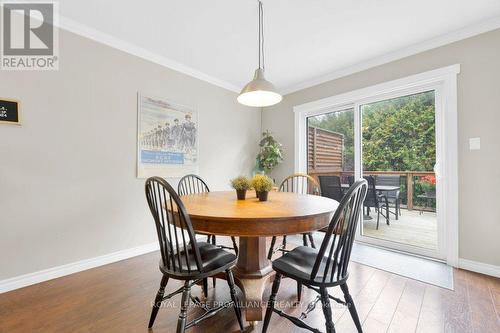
237 68 282 107
238 1 282 107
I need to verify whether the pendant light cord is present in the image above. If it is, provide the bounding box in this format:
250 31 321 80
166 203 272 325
258 1 265 71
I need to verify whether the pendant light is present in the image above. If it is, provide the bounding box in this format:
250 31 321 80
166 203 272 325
237 1 282 107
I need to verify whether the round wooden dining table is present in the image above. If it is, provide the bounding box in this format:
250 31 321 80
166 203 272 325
180 190 338 323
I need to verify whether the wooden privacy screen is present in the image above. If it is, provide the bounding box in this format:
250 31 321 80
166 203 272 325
307 126 344 174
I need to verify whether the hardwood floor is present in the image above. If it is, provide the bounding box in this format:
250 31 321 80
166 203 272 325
0 247 499 333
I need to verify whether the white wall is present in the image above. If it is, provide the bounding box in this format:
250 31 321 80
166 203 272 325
0 28 261 280
263 28 500 267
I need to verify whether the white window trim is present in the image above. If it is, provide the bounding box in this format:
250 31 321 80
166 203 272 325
293 64 460 266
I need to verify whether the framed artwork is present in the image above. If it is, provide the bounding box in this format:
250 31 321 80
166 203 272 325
0 99 21 125
137 93 198 178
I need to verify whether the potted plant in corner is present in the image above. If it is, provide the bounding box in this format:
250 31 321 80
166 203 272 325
251 174 274 202
231 176 251 200
256 130 283 175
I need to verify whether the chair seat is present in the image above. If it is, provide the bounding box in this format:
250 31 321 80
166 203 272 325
272 246 347 286
160 241 237 279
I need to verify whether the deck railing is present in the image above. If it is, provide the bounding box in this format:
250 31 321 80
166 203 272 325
309 170 435 211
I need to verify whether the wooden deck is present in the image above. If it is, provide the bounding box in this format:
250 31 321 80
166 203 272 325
362 209 438 250
0 242 498 333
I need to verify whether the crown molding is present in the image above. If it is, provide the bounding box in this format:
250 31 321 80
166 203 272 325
281 15 500 95
55 13 500 97
57 16 241 93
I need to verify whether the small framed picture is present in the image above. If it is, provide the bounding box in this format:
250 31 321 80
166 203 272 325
0 99 21 125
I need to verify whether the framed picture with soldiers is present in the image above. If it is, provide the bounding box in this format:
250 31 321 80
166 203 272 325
137 93 198 178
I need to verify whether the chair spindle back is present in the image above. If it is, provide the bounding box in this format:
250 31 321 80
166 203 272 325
178 174 210 196
311 179 368 282
145 177 202 274
279 173 321 195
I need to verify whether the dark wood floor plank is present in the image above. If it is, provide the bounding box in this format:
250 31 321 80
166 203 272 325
486 275 500 322
491 287 500 320
465 270 500 333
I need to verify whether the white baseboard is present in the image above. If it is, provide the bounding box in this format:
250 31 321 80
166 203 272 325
0 242 159 294
458 258 500 278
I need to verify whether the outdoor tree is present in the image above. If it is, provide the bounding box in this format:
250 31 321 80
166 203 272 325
361 91 436 172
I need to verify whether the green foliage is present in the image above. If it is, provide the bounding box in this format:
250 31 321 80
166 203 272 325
230 176 251 191
308 91 436 172
251 174 273 192
256 131 283 174
361 91 436 171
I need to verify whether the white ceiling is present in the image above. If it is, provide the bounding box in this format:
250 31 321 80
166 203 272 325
59 0 500 94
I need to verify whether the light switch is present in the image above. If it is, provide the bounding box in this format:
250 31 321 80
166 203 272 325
469 137 480 150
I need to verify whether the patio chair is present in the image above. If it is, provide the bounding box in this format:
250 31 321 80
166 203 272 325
349 175 389 230
376 175 402 220
318 175 344 201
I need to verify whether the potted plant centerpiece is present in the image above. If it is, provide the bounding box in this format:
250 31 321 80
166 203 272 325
231 176 251 200
251 174 273 202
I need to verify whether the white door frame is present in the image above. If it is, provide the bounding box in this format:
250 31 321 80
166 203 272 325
293 64 460 266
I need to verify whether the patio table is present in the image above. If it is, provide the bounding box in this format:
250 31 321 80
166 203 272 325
340 184 399 220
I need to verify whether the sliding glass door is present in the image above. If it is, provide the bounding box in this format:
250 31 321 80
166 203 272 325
357 90 442 259
307 89 444 260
